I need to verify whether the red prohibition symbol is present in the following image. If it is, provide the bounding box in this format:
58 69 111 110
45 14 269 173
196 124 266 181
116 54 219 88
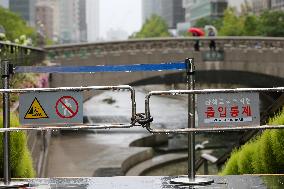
56 96 79 118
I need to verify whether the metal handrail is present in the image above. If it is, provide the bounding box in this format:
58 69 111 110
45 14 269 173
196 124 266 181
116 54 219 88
0 41 44 52
0 85 138 132
0 41 45 66
145 87 284 134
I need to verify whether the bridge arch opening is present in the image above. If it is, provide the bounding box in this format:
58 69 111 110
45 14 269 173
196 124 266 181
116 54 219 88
128 70 284 88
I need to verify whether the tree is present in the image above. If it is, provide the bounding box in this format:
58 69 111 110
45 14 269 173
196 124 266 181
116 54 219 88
219 8 244 36
259 11 284 37
243 15 260 36
130 15 170 38
194 17 223 32
0 6 35 41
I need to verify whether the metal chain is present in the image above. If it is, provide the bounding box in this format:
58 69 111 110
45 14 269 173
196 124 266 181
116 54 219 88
133 113 153 127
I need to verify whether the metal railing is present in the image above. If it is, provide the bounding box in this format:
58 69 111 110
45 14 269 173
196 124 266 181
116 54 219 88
0 85 138 133
0 41 45 66
144 87 284 133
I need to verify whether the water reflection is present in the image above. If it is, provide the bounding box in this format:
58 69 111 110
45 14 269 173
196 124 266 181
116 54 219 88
24 175 284 188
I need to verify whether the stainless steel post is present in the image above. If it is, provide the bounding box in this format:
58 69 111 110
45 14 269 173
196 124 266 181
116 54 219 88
171 59 213 185
2 60 11 185
186 58 195 180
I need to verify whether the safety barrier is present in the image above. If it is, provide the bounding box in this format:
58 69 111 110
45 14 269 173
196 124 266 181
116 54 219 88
144 87 284 133
1 57 284 186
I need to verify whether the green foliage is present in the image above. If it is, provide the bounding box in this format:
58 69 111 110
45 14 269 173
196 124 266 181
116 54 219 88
220 108 284 175
218 8 284 37
220 149 239 175
194 17 223 32
130 15 170 38
0 113 35 178
237 142 255 174
0 6 35 41
243 15 260 36
259 11 284 37
219 8 244 36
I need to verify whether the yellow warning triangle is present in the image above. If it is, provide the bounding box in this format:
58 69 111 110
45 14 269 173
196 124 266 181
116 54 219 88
24 98 48 119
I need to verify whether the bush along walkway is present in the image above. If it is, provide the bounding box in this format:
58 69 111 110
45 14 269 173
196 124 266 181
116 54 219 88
0 113 35 178
221 108 284 175
0 73 48 178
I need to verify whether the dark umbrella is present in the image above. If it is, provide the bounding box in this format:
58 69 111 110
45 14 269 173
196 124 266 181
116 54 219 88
188 27 205 36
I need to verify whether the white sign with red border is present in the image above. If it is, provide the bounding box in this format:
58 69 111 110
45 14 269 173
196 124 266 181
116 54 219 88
197 92 260 127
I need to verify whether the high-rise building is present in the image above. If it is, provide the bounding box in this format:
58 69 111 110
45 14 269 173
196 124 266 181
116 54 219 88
35 0 60 43
86 0 99 42
0 0 9 8
58 0 80 43
271 0 284 10
160 0 185 29
183 0 193 22
36 0 55 40
79 0 87 42
251 0 271 13
142 0 162 24
228 0 246 13
9 0 37 26
183 0 227 26
250 0 284 13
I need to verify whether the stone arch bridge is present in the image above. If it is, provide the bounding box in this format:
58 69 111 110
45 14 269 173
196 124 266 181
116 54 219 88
45 37 284 89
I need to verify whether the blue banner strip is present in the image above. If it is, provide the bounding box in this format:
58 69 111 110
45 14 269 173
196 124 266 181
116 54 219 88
15 62 186 73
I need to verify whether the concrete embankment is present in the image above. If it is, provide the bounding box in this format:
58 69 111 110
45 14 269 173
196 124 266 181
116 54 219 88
45 128 155 177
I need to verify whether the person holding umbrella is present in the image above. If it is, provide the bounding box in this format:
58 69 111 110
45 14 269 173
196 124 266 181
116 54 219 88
205 25 217 51
188 27 205 51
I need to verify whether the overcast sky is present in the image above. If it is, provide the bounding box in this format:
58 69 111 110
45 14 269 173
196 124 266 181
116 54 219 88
88 0 142 41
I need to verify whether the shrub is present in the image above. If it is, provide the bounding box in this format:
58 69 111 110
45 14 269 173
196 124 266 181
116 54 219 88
0 113 35 177
221 108 284 175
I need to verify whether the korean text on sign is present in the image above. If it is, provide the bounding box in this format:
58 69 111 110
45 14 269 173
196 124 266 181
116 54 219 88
197 92 260 127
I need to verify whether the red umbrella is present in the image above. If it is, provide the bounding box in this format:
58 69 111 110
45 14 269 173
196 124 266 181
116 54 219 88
188 27 205 36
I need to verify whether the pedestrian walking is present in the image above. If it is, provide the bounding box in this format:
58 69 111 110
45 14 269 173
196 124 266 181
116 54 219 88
188 28 205 51
208 27 216 51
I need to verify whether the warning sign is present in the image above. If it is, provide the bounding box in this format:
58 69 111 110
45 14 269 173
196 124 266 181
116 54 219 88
24 98 48 119
56 96 79 118
197 92 260 127
19 91 83 126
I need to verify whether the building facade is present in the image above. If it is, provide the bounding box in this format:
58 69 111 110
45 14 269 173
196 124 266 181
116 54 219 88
227 0 246 13
79 0 87 42
271 0 284 10
86 0 99 42
35 0 60 44
160 0 185 29
58 0 80 43
251 0 271 13
183 0 227 26
250 0 284 13
36 4 54 39
142 0 162 24
9 0 37 26
182 0 193 22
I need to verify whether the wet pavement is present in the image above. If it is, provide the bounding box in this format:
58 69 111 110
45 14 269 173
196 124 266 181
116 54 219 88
3 175 283 188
